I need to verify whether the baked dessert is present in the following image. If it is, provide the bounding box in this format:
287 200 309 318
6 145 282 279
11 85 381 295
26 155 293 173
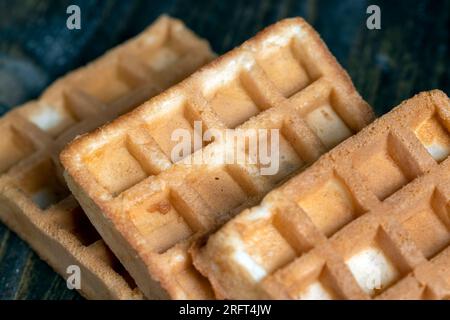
61 17 373 299
193 90 450 299
0 15 214 299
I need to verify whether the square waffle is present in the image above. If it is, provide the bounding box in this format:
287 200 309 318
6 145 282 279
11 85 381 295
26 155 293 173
61 17 374 299
192 90 450 299
0 15 214 299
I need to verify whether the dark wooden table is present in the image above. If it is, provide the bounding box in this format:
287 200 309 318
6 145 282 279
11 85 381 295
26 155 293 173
0 0 448 299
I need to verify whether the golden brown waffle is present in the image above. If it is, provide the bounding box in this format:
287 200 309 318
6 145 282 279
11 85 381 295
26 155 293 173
0 15 214 299
262 163 450 300
61 17 374 299
192 90 450 299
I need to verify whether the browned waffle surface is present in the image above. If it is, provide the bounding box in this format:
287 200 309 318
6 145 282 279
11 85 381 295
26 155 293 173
193 90 450 299
0 15 214 299
61 17 373 299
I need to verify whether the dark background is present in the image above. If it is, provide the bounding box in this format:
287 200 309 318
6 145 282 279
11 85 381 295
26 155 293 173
0 0 448 299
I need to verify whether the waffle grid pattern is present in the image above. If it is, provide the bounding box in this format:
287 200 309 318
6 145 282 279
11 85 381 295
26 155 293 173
193 90 450 300
0 15 214 299
262 162 450 300
61 18 373 299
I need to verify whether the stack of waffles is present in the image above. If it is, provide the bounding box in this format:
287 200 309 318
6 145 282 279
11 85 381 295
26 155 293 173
192 90 450 300
60 17 374 299
2 15 449 300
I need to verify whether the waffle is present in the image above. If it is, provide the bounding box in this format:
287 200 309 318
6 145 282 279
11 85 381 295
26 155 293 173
61 17 374 299
0 15 214 299
262 163 450 300
192 90 450 299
